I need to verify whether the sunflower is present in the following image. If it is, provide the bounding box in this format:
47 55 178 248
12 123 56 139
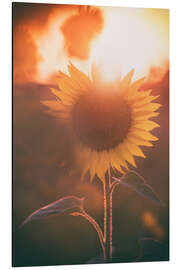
42 64 161 183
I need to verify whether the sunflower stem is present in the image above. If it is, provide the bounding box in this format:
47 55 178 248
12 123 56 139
70 210 105 259
109 179 120 195
104 165 113 262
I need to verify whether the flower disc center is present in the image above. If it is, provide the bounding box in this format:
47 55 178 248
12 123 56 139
72 90 131 151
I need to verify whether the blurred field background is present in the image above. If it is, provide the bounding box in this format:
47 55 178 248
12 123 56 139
13 3 169 266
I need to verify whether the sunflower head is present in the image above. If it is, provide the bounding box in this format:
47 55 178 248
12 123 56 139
42 64 161 183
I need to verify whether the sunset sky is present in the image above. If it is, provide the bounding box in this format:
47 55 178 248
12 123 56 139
13 3 169 84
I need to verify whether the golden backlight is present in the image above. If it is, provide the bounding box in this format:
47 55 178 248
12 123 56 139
33 6 169 83
90 7 169 82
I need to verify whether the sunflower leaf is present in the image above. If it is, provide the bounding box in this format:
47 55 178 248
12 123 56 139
135 183 161 203
120 171 146 186
20 196 84 228
112 171 162 204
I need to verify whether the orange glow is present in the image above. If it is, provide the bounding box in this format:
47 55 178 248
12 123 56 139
89 7 169 82
33 10 74 82
61 6 103 60
26 6 168 84
33 6 103 83
143 211 157 227
13 25 40 84
143 211 165 239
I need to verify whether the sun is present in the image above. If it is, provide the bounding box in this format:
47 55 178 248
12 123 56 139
42 64 161 183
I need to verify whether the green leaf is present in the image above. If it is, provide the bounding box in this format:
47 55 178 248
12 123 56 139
20 196 84 228
135 183 161 203
120 171 145 186
112 171 162 204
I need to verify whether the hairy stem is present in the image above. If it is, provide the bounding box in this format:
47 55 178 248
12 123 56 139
70 210 105 259
109 179 120 195
104 165 113 262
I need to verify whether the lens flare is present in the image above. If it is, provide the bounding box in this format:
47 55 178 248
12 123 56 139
90 7 169 82
32 6 169 84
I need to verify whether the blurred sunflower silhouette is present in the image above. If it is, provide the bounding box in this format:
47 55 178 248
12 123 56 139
42 64 161 183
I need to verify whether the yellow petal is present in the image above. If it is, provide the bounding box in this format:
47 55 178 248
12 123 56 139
110 149 129 170
121 69 134 87
127 135 153 147
68 63 91 89
132 89 152 99
50 88 61 99
132 95 160 107
51 88 76 105
133 103 162 113
96 169 105 184
111 159 125 174
112 164 125 175
96 152 108 184
78 147 93 181
57 71 73 87
125 141 146 158
99 151 109 173
133 111 160 120
41 100 70 113
89 151 99 182
50 88 75 104
126 77 145 99
133 120 160 131
57 71 85 96
131 77 145 91
81 165 89 181
132 130 159 141
118 144 137 167
56 78 78 96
